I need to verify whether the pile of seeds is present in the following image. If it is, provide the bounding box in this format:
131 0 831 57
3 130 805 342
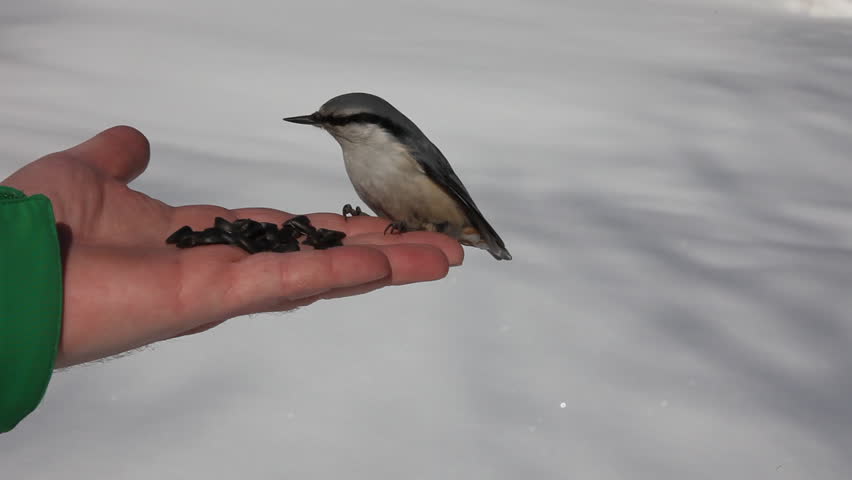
166 216 346 253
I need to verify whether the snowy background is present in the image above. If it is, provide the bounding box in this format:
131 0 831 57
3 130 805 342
2 0 852 478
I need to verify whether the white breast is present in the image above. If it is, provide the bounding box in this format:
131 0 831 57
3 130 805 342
327 123 471 235
331 124 424 215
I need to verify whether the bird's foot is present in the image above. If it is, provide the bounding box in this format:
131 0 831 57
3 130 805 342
384 221 408 235
342 203 364 220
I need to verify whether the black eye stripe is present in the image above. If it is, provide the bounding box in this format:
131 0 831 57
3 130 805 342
317 112 407 138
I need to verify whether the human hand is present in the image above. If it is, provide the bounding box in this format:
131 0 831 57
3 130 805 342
1 126 463 367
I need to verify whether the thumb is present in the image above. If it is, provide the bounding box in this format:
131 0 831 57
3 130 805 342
66 125 151 183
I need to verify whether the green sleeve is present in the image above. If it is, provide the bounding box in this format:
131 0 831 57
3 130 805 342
0 185 63 433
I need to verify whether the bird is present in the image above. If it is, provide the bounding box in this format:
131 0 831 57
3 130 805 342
283 92 512 261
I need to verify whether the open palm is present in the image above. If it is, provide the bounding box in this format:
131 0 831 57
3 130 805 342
1 126 463 367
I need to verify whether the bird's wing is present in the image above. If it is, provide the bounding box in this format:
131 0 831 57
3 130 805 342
408 140 511 260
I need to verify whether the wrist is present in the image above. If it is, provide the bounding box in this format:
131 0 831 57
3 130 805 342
0 186 63 432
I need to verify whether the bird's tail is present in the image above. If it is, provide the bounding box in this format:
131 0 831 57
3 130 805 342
469 215 512 261
482 235 512 261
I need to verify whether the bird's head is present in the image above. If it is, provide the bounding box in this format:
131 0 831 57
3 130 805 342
284 92 423 148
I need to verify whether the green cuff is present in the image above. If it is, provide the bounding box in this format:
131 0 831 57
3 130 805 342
0 186 63 433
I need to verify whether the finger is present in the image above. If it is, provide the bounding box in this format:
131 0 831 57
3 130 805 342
173 319 229 338
185 242 446 317
164 243 449 343
177 277 393 337
346 231 464 266
365 244 450 284
256 277 392 313
317 278 391 301
66 125 151 183
267 244 449 311
223 246 391 316
229 207 293 223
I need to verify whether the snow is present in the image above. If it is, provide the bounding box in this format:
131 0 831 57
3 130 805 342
787 0 852 17
1 1 851 478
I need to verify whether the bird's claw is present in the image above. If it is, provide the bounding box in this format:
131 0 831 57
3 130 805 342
342 203 364 220
384 221 408 235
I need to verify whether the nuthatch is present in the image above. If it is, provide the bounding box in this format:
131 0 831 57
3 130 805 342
284 92 512 260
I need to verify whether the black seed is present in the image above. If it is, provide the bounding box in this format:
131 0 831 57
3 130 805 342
169 217 326 254
220 230 236 245
271 241 300 252
303 228 346 249
232 219 263 238
317 240 343 249
253 236 274 251
198 227 227 245
245 222 266 239
317 228 346 242
176 234 198 248
166 225 194 244
234 235 258 254
279 224 299 240
214 217 234 233
262 223 279 243
285 215 315 236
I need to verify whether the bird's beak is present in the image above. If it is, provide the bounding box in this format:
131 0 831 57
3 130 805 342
283 113 319 125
